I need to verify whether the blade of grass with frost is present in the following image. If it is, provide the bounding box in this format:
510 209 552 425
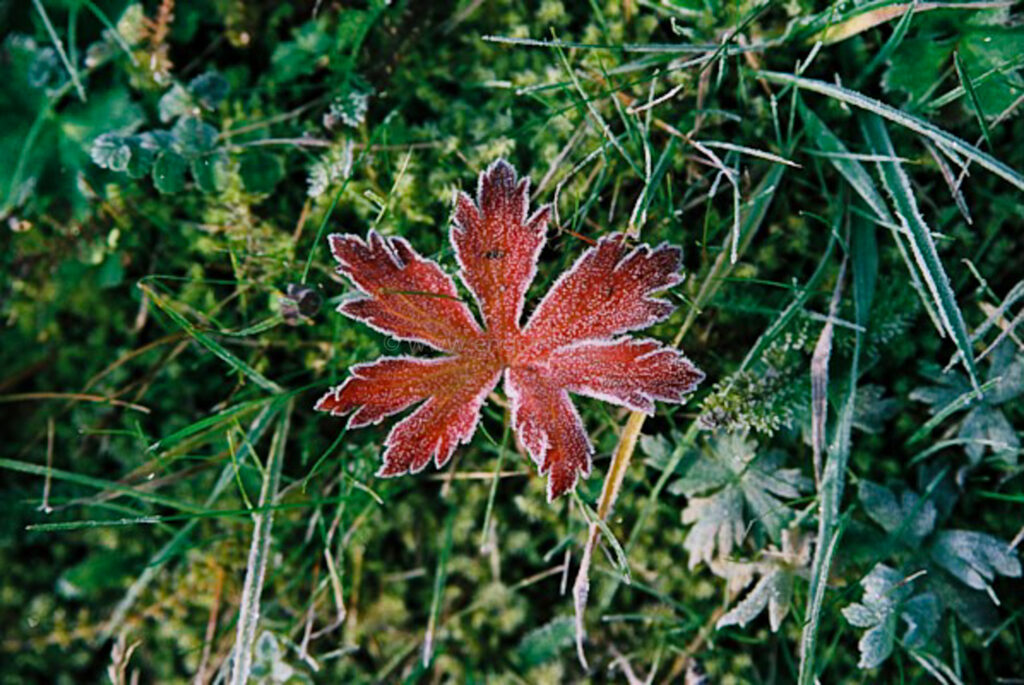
922 138 973 225
0 458 208 515
103 401 281 640
811 260 848 485
759 71 1024 192
798 212 873 685
423 504 456 667
229 399 292 685
954 51 993 150
629 137 676 233
31 0 86 102
141 282 283 394
861 114 981 391
482 35 772 55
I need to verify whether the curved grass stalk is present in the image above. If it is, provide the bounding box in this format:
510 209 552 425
570 164 787 665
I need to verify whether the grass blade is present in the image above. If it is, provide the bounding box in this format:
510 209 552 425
229 399 292 685
140 281 283 394
102 402 281 641
860 114 981 391
759 70 1024 192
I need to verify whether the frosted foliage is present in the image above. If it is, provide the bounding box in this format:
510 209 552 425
451 159 548 341
523 236 683 355
841 564 939 669
858 480 936 546
546 338 703 414
673 432 810 567
317 160 703 499
911 340 1024 464
328 231 481 352
929 530 1022 593
715 529 812 633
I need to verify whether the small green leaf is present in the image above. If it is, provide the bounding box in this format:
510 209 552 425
189 70 229 109
153 150 187 194
124 136 157 179
239 150 285 194
172 116 218 155
191 151 229 193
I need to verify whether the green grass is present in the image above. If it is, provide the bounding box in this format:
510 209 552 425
2 1 1023 683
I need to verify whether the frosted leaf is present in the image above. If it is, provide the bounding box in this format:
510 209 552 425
928 530 1022 594
959 404 1019 465
858 480 937 545
715 529 811 632
307 141 353 197
986 340 1024 404
841 564 938 670
326 88 371 128
911 342 1023 464
158 84 192 123
317 160 703 500
90 133 132 173
674 433 809 566
853 384 899 434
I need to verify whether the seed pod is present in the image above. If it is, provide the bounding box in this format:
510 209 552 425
285 283 322 317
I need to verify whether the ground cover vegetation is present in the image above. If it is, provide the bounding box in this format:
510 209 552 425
1 0 1023 682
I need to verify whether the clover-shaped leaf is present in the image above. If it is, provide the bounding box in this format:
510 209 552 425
858 480 937 548
928 530 1021 598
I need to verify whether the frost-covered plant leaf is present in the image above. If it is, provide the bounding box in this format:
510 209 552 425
853 384 899 434
315 160 704 500
858 480 936 547
158 84 192 123
308 141 353 198
842 564 939 670
250 631 311 684
911 340 1024 464
672 432 810 567
928 530 1022 596
326 87 371 128
90 133 133 173
716 528 811 632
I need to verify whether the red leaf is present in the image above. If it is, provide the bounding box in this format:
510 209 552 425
317 160 704 500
